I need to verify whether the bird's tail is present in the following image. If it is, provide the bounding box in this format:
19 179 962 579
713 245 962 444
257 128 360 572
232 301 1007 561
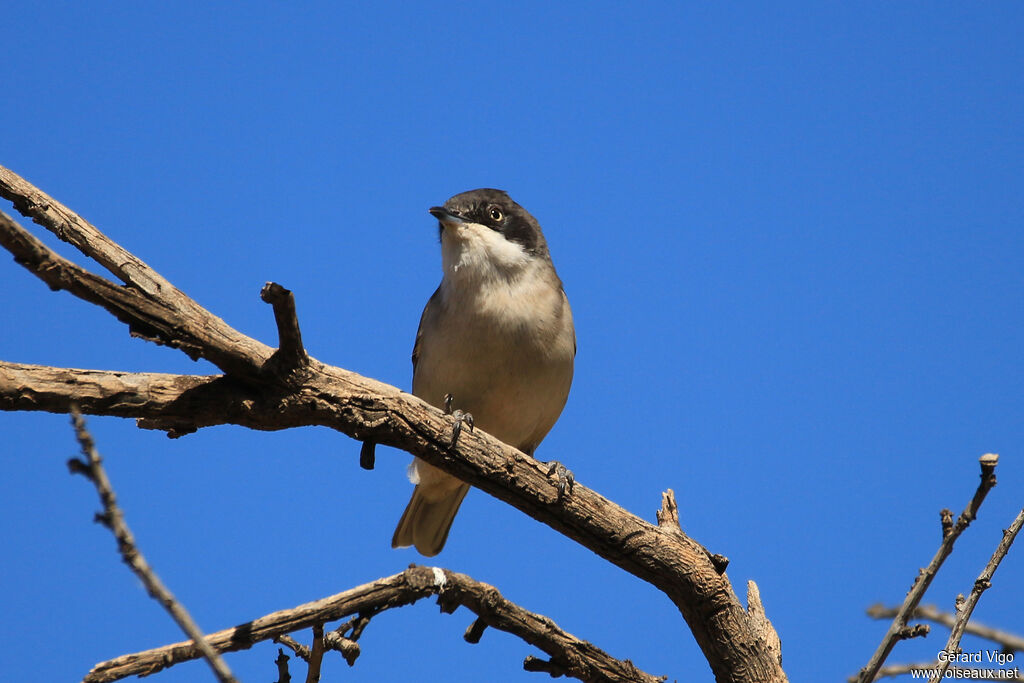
391 483 470 557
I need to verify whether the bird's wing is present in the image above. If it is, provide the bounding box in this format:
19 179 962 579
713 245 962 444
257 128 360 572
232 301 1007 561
411 285 442 377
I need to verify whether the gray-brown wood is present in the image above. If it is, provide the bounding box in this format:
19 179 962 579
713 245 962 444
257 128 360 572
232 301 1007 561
69 409 238 683
85 566 664 683
1 165 787 683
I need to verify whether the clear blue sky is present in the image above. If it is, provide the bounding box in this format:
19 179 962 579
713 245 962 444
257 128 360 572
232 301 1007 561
2 3 1022 681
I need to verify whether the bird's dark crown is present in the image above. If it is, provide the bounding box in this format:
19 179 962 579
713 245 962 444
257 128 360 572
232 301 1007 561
437 188 548 255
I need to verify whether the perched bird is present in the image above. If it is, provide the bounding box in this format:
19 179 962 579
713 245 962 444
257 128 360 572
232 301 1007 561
392 189 576 556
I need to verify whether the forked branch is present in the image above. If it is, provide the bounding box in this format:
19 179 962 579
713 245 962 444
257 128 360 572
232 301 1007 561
1 164 785 683
85 565 664 683
856 454 1001 683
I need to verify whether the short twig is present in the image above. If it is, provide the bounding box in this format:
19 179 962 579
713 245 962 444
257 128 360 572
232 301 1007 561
274 648 291 683
68 406 238 683
260 282 310 374
322 631 361 666
856 454 1000 683
464 617 488 643
359 440 376 470
930 507 1024 682
274 634 311 661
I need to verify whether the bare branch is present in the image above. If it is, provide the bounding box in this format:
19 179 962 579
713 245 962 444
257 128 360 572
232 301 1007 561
68 407 237 683
864 663 1024 682
274 634 311 661
930 507 1024 682
3 165 786 682
866 603 1024 652
856 454 1000 683
274 649 291 683
746 581 782 668
260 282 310 376
304 624 325 683
0 197 271 375
84 566 664 683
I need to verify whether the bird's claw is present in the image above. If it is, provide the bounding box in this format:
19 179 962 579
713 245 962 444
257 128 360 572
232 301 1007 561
545 461 575 498
450 410 474 447
443 394 474 448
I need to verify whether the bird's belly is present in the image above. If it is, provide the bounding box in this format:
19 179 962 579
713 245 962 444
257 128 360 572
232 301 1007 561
413 324 573 453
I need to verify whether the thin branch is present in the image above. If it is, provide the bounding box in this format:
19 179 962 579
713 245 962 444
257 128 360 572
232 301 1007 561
866 603 1024 652
930 507 1024 682
2 164 786 682
304 624 325 683
856 454 1000 683
867 663 1024 682
84 566 664 683
274 635 311 661
68 407 237 683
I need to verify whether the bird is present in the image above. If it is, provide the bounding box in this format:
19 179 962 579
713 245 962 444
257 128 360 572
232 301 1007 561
391 188 576 557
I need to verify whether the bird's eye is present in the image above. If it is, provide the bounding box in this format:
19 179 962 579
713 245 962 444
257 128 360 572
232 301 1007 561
489 207 503 221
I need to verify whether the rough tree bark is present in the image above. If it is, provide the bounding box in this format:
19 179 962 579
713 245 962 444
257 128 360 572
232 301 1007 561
0 164 786 683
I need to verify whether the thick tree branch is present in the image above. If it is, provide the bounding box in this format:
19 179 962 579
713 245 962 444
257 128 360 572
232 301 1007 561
2 165 786 682
0 203 270 375
856 454 1000 683
84 566 663 683
68 408 237 683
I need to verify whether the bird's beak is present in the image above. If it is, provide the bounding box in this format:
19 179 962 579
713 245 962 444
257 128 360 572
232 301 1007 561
429 207 465 225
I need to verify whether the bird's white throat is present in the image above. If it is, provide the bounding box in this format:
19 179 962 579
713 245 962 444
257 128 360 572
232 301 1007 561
440 221 531 286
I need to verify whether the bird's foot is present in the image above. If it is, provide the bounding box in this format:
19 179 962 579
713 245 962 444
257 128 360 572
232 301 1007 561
544 460 575 499
443 393 474 448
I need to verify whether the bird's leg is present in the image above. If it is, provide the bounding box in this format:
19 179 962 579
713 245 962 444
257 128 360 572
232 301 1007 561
525 445 574 499
443 393 474 448
545 460 575 498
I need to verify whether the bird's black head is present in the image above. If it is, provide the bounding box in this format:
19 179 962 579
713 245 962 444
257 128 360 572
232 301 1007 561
429 189 548 256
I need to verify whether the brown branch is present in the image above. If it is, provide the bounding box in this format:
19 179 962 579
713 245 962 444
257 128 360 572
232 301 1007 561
864 663 1024 682
2 165 786 682
866 603 1024 652
856 454 1000 683
274 634 311 661
260 282 310 376
304 624 325 683
68 407 237 683
84 566 664 683
274 649 291 683
4 356 778 679
0 203 270 375
322 630 361 666
930 507 1024 682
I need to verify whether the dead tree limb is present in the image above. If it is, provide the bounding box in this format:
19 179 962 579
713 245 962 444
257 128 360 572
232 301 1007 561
1 164 785 683
84 566 664 683
867 663 1024 682
866 603 1024 653
68 407 238 683
930 507 1024 681
856 454 1000 683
